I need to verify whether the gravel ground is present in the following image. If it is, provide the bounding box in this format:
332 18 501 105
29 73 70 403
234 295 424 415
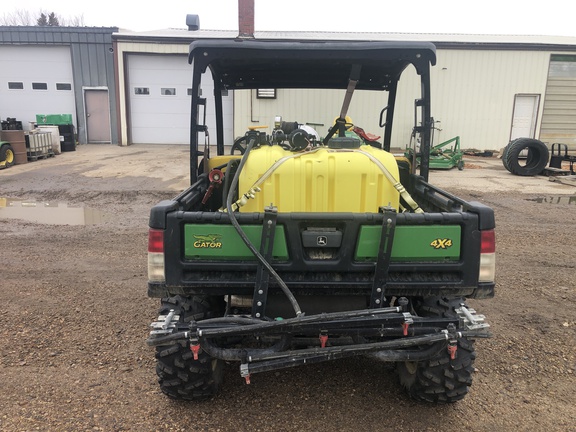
1 144 575 431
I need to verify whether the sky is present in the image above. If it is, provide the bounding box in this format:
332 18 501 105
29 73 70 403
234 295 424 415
6 0 576 38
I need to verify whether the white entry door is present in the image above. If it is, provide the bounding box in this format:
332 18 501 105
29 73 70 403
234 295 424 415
510 94 540 140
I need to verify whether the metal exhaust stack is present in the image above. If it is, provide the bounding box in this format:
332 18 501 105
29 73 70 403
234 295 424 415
186 14 200 31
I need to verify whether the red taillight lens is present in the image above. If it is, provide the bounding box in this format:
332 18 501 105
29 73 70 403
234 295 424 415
480 229 495 254
148 229 164 253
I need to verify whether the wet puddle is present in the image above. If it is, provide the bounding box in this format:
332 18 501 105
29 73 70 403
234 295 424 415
0 198 106 225
528 196 576 205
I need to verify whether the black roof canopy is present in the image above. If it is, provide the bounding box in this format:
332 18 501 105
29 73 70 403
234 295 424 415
188 39 436 91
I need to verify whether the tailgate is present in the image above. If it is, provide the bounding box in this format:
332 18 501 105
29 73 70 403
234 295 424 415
155 210 492 299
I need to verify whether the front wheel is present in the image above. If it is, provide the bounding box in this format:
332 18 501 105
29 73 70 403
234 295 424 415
396 297 476 403
154 295 225 400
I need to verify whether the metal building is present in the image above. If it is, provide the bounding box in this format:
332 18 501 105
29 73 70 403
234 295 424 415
0 26 118 144
113 29 237 146
2 25 576 151
113 29 576 151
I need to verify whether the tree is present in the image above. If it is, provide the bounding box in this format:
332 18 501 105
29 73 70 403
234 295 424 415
48 12 59 26
1 9 33 25
36 12 59 26
65 14 85 27
37 13 48 26
1 9 84 26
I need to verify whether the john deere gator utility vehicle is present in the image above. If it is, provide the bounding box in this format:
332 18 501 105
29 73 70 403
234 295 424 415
146 38 495 403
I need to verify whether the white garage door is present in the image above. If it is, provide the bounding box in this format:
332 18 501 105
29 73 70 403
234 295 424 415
0 46 76 130
127 54 233 145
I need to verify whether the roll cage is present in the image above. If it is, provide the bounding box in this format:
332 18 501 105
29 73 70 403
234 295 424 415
187 39 437 183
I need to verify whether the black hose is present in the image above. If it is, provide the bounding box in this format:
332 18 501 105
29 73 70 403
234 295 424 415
200 334 291 362
225 138 303 317
199 307 400 338
146 331 189 346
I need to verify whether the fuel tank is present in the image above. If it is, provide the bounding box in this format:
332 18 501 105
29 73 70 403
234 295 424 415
238 144 400 213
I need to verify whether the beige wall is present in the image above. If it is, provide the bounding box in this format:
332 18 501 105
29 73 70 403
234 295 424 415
115 41 574 151
233 73 422 150
234 49 556 151
431 49 551 151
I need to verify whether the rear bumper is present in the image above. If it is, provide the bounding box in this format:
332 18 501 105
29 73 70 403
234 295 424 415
148 280 495 299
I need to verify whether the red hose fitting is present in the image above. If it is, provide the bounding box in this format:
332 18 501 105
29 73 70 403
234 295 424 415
319 333 328 348
447 344 457 360
401 322 410 336
190 343 201 361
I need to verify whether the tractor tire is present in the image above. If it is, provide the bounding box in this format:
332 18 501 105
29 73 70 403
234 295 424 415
154 295 225 400
0 143 15 169
503 138 549 176
501 143 511 172
397 297 476 403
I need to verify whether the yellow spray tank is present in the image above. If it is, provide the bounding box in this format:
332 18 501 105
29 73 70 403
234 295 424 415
237 142 403 213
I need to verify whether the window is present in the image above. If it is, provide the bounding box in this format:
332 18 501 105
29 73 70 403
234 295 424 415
8 82 24 90
56 83 72 91
161 88 176 96
549 55 576 78
32 82 48 90
257 89 276 99
187 88 193 96
134 87 149 95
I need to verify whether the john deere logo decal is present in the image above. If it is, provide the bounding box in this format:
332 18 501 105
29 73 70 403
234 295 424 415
430 238 453 249
193 234 222 249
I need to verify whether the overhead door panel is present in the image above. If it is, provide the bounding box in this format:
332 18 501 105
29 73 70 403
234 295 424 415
0 46 76 130
127 54 232 145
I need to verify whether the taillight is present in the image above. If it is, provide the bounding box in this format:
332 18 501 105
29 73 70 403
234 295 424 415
479 229 495 282
480 229 495 254
148 229 164 253
148 228 165 282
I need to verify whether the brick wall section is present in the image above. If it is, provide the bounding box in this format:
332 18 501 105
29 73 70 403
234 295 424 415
238 0 255 38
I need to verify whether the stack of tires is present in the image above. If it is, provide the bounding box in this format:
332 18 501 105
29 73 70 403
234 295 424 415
502 138 549 176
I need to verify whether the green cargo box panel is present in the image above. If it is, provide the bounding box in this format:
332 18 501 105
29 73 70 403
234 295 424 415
185 223 461 262
355 225 461 261
184 224 289 260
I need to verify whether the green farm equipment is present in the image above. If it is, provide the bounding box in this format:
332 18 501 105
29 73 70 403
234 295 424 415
406 136 464 170
429 136 464 170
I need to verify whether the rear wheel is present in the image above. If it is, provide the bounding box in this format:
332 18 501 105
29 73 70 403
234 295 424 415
397 297 476 403
154 295 225 400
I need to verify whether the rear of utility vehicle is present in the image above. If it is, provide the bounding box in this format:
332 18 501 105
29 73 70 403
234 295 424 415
146 39 495 403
